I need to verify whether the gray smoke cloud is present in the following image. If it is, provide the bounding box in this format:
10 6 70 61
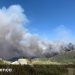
0 5 29 59
0 5 73 60
0 4 50 59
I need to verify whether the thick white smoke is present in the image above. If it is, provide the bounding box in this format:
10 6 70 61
0 5 29 59
0 5 50 59
0 5 73 60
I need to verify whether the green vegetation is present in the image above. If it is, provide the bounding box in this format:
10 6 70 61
0 65 74 75
31 59 61 65
0 50 75 75
0 60 5 64
0 57 75 75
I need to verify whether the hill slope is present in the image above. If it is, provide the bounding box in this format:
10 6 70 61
50 50 75 63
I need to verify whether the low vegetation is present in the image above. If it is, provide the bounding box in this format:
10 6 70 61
0 50 75 75
0 65 74 75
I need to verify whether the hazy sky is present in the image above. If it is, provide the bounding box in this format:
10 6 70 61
0 0 75 41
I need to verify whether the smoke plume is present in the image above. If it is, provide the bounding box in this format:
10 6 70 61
0 5 74 60
0 5 28 59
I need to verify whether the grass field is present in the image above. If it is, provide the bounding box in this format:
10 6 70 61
0 64 74 75
0 58 75 75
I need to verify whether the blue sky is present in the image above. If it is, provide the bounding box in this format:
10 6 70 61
0 0 75 41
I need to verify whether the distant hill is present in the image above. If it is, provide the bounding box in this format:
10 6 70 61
0 50 75 65
50 50 75 64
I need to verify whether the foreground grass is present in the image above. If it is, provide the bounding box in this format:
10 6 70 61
0 64 74 75
0 58 75 75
